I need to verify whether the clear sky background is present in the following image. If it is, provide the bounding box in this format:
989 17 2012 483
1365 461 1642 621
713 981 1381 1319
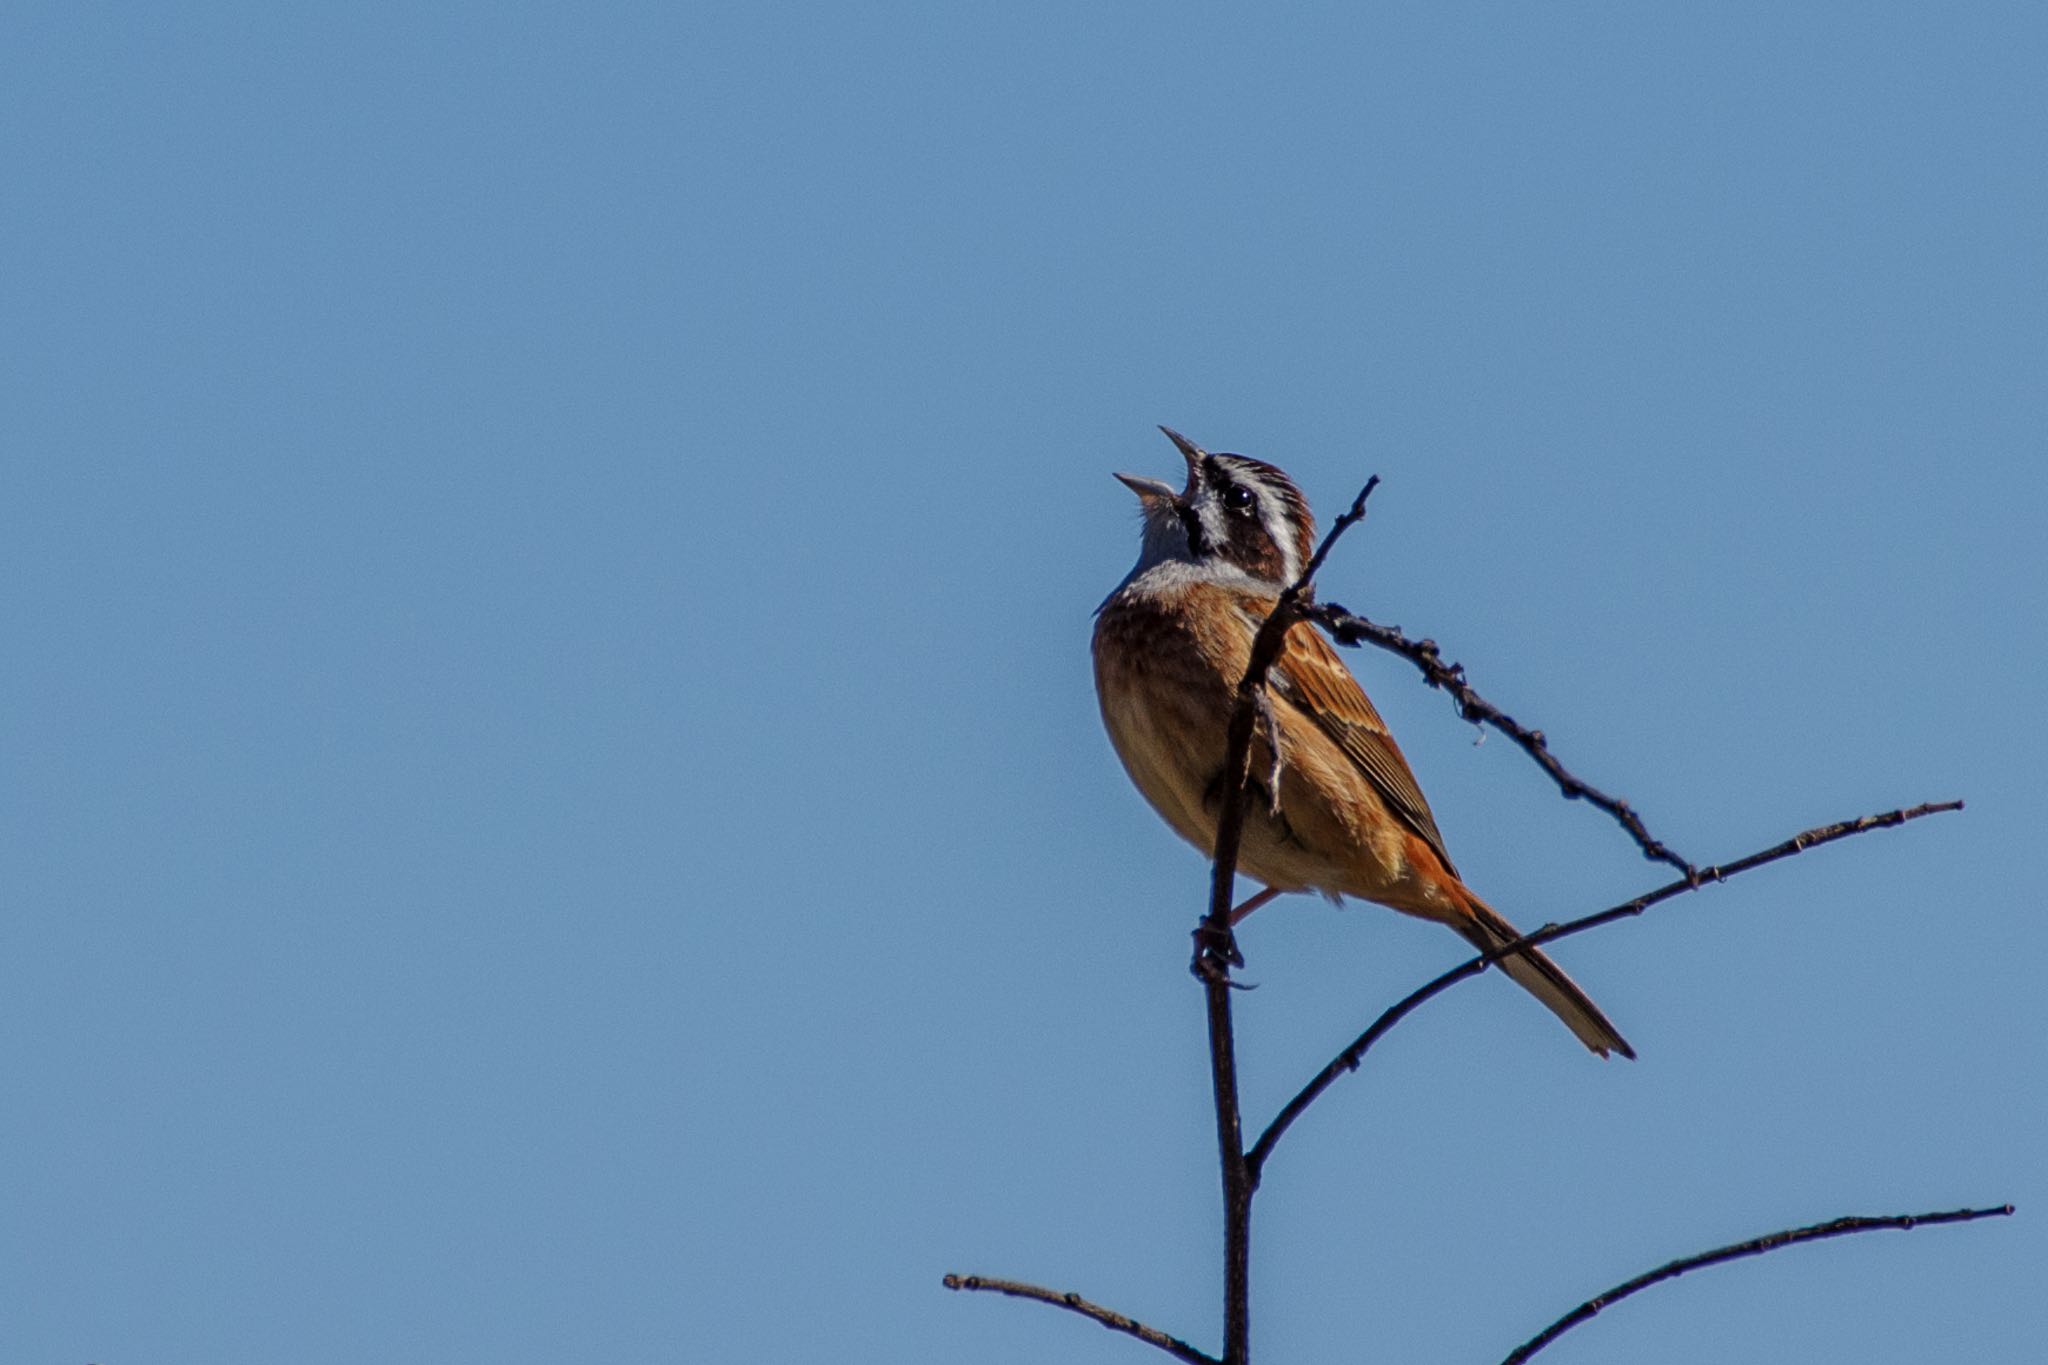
4 4 2042 1363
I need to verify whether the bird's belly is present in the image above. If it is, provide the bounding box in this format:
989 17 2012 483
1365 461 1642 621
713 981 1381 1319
1234 809 1355 898
1093 600 1424 906
1095 674 1224 858
1097 675 1365 898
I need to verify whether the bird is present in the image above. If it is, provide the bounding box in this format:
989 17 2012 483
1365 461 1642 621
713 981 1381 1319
1091 427 1634 1059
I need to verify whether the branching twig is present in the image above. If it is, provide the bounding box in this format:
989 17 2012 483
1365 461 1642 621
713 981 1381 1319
1245 800 1964 1184
1311 601 1694 877
1499 1204 2016 1365
1198 476 1381 976
1196 449 1381 1365
942 1274 1222 1365
954 451 1993 1365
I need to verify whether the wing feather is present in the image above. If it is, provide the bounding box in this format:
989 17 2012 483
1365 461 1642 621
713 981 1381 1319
1270 622 1458 876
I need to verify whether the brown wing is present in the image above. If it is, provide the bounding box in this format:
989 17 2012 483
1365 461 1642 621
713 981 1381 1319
1269 621 1459 876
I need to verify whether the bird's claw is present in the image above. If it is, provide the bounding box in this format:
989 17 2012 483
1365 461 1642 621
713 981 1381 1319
1190 921 1246 983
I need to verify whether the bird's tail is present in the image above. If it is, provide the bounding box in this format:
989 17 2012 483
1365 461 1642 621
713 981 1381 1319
1453 893 1635 1060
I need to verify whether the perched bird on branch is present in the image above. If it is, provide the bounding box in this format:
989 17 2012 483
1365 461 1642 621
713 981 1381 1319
1092 427 1633 1058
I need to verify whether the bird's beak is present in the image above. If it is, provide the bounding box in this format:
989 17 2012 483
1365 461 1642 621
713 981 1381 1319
1115 426 1211 505
1114 471 1181 504
1157 425 1207 474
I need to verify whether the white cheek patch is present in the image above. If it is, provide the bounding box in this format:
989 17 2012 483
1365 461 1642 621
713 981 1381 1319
1190 489 1228 557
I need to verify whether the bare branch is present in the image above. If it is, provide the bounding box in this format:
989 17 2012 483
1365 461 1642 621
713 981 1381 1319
1245 800 1964 1184
942 1274 1222 1365
964 449 1992 1365
1195 466 1379 1365
1198 476 1380 975
1309 600 1694 877
1500 1204 2016 1365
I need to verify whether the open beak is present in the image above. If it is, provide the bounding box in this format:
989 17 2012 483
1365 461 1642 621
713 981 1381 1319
1156 425 1207 473
1114 471 1181 503
1114 426 1209 504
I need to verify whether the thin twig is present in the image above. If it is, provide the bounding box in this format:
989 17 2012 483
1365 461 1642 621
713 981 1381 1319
1195 441 1381 1364
942 1274 1222 1365
1198 476 1380 976
1196 954 1253 1365
1310 601 1694 877
1500 1204 2015 1365
1245 800 1964 1184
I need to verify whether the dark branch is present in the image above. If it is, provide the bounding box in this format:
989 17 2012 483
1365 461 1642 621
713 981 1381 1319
1500 1204 2016 1365
1245 800 1964 1184
942 1274 1222 1365
1310 600 1694 877
1196 470 1379 1365
1199 477 1380 975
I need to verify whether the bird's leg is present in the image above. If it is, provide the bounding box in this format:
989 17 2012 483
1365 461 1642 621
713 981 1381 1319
1191 888 1284 982
1230 885 1284 926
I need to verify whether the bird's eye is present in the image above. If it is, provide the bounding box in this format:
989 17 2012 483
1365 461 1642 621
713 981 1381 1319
1223 484 1255 512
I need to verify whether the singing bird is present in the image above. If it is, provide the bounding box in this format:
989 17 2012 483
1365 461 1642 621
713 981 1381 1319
1091 428 1633 1058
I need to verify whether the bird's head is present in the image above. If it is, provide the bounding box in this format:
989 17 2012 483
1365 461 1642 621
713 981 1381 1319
1115 426 1316 588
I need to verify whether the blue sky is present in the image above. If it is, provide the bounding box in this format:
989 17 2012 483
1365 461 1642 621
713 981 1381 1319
4 3 2042 1362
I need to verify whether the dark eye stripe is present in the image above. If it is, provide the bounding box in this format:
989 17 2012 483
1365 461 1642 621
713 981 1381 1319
1198 452 1315 584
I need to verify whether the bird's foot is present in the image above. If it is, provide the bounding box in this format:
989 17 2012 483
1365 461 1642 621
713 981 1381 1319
1190 921 1246 984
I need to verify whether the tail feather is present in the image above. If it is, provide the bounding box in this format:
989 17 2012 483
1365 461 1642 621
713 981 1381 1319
1455 894 1635 1060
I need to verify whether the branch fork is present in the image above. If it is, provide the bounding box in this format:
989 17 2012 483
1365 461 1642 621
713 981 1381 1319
946 465 2000 1365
